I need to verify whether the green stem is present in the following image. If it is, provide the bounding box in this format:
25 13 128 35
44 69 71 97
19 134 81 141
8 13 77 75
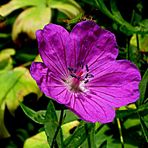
116 118 124 148
126 37 130 60
0 33 11 38
136 34 140 51
51 109 64 148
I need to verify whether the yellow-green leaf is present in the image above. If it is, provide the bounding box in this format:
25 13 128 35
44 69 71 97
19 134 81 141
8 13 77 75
23 132 49 148
0 48 15 73
0 67 42 138
0 0 46 16
12 6 52 40
50 0 83 19
130 34 148 52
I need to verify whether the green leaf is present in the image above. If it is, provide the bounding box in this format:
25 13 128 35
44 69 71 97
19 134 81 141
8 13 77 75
24 131 49 148
50 0 83 19
0 67 41 112
44 101 63 147
64 122 94 148
62 120 79 140
130 34 148 52
95 0 148 35
0 14 5 21
0 107 10 138
12 6 52 40
0 0 82 40
116 103 148 119
138 115 148 142
138 68 148 105
0 0 46 16
20 103 46 124
0 48 15 73
0 67 41 138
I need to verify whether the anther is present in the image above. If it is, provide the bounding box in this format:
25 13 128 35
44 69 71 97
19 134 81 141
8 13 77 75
87 74 94 78
70 73 77 78
85 73 89 78
79 61 84 69
84 80 89 83
86 65 89 72
68 67 73 72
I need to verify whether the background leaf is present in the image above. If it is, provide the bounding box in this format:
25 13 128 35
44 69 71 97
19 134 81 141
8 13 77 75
23 131 49 148
20 103 46 124
0 67 41 138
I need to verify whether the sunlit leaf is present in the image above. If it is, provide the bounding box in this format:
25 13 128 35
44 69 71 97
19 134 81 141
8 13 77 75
62 120 79 140
0 67 41 112
20 103 46 124
0 0 82 40
0 67 41 138
44 101 63 147
23 131 49 148
0 107 10 138
130 34 148 52
0 48 15 73
12 7 52 40
0 0 46 16
49 0 83 19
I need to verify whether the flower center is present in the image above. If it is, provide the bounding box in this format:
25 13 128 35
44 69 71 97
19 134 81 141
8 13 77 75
65 64 94 92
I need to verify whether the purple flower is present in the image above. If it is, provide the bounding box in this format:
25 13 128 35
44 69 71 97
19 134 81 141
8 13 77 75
30 21 141 123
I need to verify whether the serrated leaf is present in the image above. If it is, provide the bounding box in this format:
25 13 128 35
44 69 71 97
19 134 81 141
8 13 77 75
23 131 49 148
20 103 46 124
12 6 52 40
44 101 63 147
64 122 94 148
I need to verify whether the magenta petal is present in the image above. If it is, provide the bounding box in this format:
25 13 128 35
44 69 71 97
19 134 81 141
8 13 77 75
87 60 141 107
30 62 70 104
67 93 115 123
36 24 70 78
68 21 118 68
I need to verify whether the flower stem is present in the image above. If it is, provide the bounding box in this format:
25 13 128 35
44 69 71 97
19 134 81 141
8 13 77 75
116 118 124 148
50 109 64 148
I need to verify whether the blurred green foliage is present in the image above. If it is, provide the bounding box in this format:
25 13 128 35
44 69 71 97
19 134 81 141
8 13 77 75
0 0 147 147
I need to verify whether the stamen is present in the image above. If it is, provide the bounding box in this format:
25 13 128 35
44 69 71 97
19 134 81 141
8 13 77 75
87 74 94 78
85 73 89 78
78 61 84 69
84 80 89 83
68 67 73 72
86 65 89 72
70 73 77 78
